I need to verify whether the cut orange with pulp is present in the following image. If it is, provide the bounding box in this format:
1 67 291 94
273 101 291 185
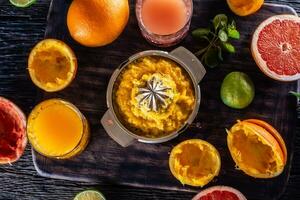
28 39 77 92
227 0 264 16
169 139 221 187
227 119 287 178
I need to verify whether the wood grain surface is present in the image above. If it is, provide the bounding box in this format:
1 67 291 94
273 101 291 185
0 0 300 199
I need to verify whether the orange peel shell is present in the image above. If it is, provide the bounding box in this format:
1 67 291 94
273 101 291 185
227 119 287 178
169 139 221 187
28 39 77 92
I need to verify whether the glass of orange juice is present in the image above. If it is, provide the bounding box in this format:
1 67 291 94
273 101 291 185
136 0 193 47
27 99 89 159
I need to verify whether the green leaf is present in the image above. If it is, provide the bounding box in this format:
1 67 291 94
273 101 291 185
204 47 219 68
222 42 236 53
289 91 300 98
217 46 223 61
213 14 228 30
192 28 210 38
228 28 240 39
218 30 228 42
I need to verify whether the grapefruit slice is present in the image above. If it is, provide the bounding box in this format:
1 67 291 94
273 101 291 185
0 97 27 164
251 15 300 81
192 186 247 200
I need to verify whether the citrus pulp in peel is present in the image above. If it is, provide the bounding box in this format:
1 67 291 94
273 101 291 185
28 39 77 92
169 139 221 187
227 119 287 178
221 72 255 109
192 186 247 200
251 15 300 81
0 97 27 164
67 0 129 47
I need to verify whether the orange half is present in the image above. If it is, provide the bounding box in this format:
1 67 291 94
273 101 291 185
28 39 77 92
169 139 221 187
227 119 287 178
227 0 264 16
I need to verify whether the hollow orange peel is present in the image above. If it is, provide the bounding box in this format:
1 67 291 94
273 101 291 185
227 119 287 178
28 39 77 92
169 139 221 187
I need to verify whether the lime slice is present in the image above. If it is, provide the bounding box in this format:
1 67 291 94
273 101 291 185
9 0 36 8
220 71 255 109
74 190 106 200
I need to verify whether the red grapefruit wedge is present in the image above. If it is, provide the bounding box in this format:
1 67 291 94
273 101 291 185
192 186 247 200
251 15 300 81
0 97 27 164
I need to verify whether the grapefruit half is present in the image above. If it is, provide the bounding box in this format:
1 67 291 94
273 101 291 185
192 186 247 200
0 97 27 164
251 15 300 81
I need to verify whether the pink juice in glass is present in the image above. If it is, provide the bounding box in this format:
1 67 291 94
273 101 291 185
136 0 193 47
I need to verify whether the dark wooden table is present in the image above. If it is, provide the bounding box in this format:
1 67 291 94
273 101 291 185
0 0 299 199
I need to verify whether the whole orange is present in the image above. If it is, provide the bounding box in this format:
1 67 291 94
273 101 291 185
67 0 129 47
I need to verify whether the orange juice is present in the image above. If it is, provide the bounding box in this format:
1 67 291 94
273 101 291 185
141 0 188 35
27 99 89 159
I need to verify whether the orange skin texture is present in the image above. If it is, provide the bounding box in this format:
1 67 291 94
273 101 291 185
67 0 129 47
227 0 264 16
245 119 287 164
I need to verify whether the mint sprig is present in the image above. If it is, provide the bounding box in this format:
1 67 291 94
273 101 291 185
192 14 240 68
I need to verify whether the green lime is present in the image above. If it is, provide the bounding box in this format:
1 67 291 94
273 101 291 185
220 72 255 109
74 190 106 200
9 0 36 8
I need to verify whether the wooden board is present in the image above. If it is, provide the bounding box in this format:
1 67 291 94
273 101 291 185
32 0 300 199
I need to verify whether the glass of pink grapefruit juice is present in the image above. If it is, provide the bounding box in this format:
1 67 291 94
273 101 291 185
136 0 193 47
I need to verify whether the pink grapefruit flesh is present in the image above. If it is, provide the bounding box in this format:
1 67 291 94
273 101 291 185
0 97 27 164
192 186 247 200
251 15 300 81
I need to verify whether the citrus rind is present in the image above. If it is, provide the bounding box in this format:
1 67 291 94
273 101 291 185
169 139 221 187
227 120 286 178
28 39 77 92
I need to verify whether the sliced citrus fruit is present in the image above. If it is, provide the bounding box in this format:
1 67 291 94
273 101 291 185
221 72 255 109
192 186 247 200
169 139 221 187
67 0 129 47
0 97 27 164
227 119 287 178
227 0 264 16
251 15 300 81
28 39 77 92
74 190 106 200
9 0 36 8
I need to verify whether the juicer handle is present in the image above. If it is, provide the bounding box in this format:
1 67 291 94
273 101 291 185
101 109 135 147
171 47 206 84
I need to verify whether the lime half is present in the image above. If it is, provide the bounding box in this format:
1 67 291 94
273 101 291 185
74 190 106 200
9 0 36 8
220 72 255 109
